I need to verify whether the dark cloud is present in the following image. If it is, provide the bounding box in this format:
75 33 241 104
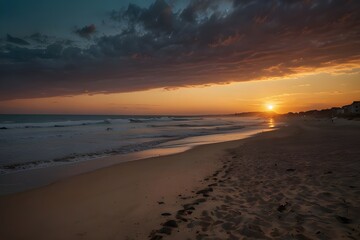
110 0 175 34
28 33 49 44
6 34 30 45
1 0 360 100
180 0 229 23
75 24 96 39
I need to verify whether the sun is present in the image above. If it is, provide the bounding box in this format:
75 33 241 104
266 104 274 111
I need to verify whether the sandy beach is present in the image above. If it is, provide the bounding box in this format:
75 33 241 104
1 118 360 240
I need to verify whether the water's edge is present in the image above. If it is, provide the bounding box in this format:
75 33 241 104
0 126 276 196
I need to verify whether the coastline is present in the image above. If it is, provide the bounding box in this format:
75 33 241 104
0 135 248 240
0 125 273 195
0 117 359 239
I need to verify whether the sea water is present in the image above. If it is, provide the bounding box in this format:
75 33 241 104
0 114 276 194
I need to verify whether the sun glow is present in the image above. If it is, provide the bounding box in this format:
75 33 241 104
267 104 274 111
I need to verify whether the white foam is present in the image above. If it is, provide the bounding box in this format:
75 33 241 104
0 116 272 175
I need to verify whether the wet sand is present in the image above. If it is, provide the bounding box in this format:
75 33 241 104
1 118 360 239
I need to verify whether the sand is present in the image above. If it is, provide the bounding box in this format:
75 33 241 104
0 118 359 240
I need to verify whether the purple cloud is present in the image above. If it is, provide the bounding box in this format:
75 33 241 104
0 0 359 100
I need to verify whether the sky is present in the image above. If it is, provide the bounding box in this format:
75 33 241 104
0 0 359 114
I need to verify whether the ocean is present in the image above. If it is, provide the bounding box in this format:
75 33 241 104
0 114 277 194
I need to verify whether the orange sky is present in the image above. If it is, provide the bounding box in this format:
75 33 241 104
2 1 360 115
1 70 359 115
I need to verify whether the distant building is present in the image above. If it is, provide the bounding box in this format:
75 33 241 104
343 101 360 114
287 101 359 117
332 107 344 115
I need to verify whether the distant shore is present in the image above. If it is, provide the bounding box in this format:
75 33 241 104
0 117 359 239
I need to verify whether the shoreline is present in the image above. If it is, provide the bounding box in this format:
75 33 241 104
0 134 251 240
0 115 267 174
0 125 274 196
0 117 359 239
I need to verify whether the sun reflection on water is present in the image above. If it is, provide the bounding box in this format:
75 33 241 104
268 118 275 128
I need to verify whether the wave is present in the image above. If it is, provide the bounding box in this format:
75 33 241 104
0 119 113 129
170 117 203 121
128 116 181 123
148 123 231 128
0 124 248 174
0 115 270 177
215 125 245 131
0 138 176 174
0 118 152 129
0 116 204 129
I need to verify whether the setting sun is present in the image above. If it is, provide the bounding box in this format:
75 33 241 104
267 104 274 111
